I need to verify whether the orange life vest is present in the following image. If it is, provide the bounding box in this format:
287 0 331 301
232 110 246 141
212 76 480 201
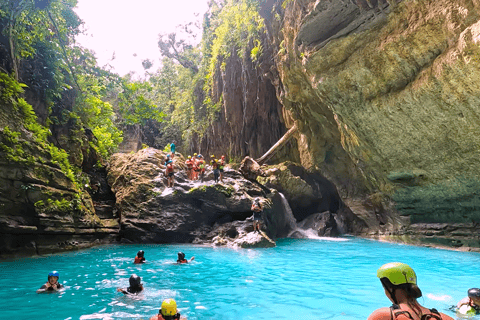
134 256 144 264
166 163 174 173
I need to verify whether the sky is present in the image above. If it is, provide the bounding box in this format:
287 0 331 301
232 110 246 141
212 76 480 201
74 0 209 77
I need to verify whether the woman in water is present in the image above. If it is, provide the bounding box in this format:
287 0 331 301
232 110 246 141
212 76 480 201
117 274 144 295
368 262 454 320
37 271 63 293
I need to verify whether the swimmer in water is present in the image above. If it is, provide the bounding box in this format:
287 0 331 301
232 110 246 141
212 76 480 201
134 250 146 264
368 262 454 320
37 271 63 293
176 252 194 264
150 298 186 320
117 274 144 295
456 288 480 315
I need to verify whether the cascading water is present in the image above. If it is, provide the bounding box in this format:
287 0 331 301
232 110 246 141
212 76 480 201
278 192 347 240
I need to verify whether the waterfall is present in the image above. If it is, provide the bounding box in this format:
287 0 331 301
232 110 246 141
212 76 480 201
278 192 298 231
278 192 348 241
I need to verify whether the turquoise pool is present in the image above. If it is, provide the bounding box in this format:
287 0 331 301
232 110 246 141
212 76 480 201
0 237 477 319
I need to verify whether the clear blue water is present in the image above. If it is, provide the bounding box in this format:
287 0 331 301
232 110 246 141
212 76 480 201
1 237 478 320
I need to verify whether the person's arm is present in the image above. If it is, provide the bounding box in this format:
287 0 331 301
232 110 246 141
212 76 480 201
117 288 129 295
457 297 470 308
36 283 49 293
189 256 195 262
367 307 392 320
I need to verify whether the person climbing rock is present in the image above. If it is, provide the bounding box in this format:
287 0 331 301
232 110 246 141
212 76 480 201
368 262 454 320
164 154 171 166
117 274 144 295
185 156 194 180
251 197 263 232
219 155 226 183
192 153 199 181
37 271 63 293
134 250 146 264
176 252 194 264
456 288 480 316
170 141 176 159
150 298 186 320
165 159 175 187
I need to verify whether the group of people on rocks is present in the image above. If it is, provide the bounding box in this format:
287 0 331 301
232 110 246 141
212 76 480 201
163 140 227 187
37 250 195 319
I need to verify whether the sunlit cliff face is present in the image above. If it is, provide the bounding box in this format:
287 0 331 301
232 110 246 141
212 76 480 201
269 0 480 236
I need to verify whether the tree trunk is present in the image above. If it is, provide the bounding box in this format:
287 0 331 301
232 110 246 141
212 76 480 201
256 124 297 165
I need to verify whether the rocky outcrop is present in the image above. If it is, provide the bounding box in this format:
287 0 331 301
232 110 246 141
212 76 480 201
260 0 480 249
106 148 355 247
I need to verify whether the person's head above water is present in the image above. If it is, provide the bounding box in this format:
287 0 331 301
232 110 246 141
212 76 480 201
129 274 142 288
177 252 185 260
160 298 180 319
48 270 59 284
468 288 480 305
137 250 144 258
377 262 421 304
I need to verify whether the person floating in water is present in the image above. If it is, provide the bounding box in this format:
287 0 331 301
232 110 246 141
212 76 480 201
134 250 146 264
37 271 63 293
219 155 226 183
165 159 175 188
456 288 480 315
150 298 186 320
251 197 263 233
117 274 144 295
368 262 454 320
177 252 194 264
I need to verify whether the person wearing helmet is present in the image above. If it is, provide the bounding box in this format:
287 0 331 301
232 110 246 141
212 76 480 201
185 156 194 180
456 288 480 315
165 159 175 188
210 155 219 183
37 271 63 293
368 262 453 320
219 155 226 182
117 274 144 295
134 250 146 264
251 197 263 232
150 298 185 320
197 154 206 182
176 252 194 264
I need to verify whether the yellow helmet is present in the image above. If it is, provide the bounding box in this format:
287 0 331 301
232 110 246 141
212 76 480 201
194 153 197 156
211 154 215 158
161 298 177 316
187 155 191 159
377 262 416 285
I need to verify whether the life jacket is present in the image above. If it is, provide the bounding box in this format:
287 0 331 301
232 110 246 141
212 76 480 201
177 259 187 264
166 163 174 174
211 160 218 169
134 256 144 264
198 160 205 170
219 159 225 169
185 159 193 169
389 304 443 320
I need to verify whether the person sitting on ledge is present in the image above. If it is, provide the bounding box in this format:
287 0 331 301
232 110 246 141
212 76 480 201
150 298 186 320
134 250 146 264
368 262 453 320
456 288 480 315
117 274 144 295
176 252 194 264
37 271 63 293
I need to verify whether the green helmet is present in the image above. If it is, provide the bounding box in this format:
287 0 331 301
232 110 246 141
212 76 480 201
377 262 416 285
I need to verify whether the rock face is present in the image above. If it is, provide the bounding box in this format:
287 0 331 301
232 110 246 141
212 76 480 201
106 149 358 247
0 92 119 258
255 0 480 249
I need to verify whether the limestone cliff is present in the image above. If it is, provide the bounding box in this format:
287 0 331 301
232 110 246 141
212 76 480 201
259 0 480 248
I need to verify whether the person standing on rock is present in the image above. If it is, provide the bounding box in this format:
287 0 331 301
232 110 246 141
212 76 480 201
165 159 175 187
185 156 194 180
170 141 176 159
219 155 226 183
251 197 263 232
210 155 220 183
197 154 206 182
